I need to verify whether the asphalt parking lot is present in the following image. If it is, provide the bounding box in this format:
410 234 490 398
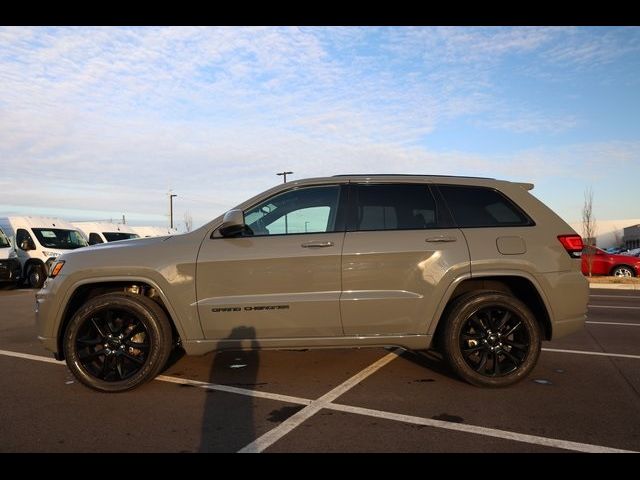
0 286 638 453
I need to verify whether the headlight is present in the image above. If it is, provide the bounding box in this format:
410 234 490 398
49 260 65 278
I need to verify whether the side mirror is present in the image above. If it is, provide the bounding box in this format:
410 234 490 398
218 209 246 237
20 239 33 251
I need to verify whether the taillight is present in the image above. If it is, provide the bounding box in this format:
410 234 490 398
557 235 583 258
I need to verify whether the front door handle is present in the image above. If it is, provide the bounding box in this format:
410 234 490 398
301 241 334 248
425 235 457 243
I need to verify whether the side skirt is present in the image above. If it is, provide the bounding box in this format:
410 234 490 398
182 334 432 355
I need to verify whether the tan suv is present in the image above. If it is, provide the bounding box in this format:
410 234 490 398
36 175 588 392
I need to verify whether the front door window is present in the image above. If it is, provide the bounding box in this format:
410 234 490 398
243 185 342 236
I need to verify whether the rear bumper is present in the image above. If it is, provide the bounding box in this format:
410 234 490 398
536 270 589 340
549 314 586 339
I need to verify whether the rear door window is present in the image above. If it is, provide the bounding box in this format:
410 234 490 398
349 184 441 231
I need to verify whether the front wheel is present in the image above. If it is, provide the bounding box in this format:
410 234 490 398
27 264 46 289
611 265 635 277
63 293 173 392
440 291 541 388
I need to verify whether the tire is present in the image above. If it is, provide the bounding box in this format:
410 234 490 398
611 265 635 277
63 293 173 392
440 290 541 388
27 264 46 289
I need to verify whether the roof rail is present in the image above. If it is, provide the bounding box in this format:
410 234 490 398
331 174 496 180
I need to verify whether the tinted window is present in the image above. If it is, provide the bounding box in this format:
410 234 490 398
352 184 438 231
103 232 140 242
16 229 35 250
244 185 341 236
0 229 9 248
89 233 104 245
438 185 532 227
32 228 88 249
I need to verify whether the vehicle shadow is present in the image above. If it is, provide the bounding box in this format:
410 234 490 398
400 348 459 380
199 326 260 452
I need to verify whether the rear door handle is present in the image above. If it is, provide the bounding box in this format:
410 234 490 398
425 235 457 243
301 241 334 248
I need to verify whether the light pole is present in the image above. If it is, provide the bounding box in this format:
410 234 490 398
276 171 293 183
169 192 177 229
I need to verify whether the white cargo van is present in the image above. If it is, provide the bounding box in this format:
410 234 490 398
72 222 140 245
129 226 178 238
0 227 21 286
0 217 88 288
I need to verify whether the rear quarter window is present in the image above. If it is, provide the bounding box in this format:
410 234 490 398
437 185 533 228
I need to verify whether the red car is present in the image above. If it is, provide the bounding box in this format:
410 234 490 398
581 247 640 277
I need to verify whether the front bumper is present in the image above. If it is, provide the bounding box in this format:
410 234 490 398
0 258 21 282
35 276 66 357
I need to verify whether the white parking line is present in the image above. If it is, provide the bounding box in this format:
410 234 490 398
327 403 634 453
156 374 311 406
590 294 640 299
237 349 402 453
542 348 640 359
587 321 640 327
0 347 637 453
0 349 64 365
588 305 640 309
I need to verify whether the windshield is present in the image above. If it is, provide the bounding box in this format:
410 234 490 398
103 232 140 242
0 229 9 248
32 228 88 250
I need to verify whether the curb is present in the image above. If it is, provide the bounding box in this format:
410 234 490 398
589 283 640 290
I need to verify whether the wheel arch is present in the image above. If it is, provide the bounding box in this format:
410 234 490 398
56 277 185 360
430 273 553 345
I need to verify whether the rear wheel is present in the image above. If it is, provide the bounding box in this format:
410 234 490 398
63 293 173 392
27 264 45 289
440 291 541 388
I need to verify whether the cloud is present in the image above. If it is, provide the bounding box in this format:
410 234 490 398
476 109 580 134
1 26 639 229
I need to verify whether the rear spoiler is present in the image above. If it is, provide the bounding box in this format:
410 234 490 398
516 182 534 191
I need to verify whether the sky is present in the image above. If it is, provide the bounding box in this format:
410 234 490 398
1 26 639 232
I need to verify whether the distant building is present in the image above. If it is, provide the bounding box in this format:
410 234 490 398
568 218 640 249
624 225 640 250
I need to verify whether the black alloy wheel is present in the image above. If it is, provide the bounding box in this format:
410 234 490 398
441 290 541 388
64 293 172 392
459 306 530 377
75 308 150 381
